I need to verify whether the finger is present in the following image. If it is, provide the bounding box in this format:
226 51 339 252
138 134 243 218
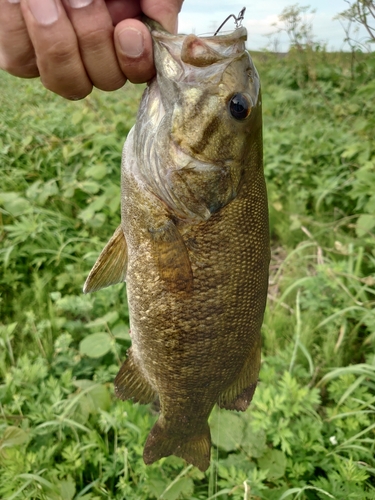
114 18 154 84
0 0 38 78
113 0 184 84
62 0 126 92
106 0 183 34
105 0 142 25
142 0 184 34
20 0 92 99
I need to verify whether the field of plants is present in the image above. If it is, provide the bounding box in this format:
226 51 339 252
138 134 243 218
1 17 375 500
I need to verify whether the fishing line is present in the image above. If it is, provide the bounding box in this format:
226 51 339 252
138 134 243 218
214 7 246 36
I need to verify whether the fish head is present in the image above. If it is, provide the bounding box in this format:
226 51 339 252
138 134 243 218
151 25 261 163
134 22 262 221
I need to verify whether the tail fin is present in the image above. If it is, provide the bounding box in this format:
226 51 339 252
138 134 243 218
143 418 211 472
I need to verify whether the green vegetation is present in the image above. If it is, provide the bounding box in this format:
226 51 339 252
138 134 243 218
1 28 375 500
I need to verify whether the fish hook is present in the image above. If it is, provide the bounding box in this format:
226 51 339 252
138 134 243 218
213 7 246 36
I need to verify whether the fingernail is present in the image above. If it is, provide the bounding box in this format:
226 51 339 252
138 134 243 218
28 0 58 25
118 28 144 58
8 0 21 4
68 0 93 8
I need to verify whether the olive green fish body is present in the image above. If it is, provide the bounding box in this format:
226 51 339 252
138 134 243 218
84 22 269 472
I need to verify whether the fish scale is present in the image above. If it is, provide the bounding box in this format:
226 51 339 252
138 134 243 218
84 19 269 472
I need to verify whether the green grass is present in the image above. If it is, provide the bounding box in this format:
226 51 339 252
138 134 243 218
0 46 374 499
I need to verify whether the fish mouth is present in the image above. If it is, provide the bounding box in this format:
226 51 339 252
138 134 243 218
149 23 248 84
152 27 247 65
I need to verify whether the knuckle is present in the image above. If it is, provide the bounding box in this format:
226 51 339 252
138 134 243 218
78 26 113 50
42 78 93 100
0 53 39 78
96 75 126 92
38 64 93 99
65 89 92 100
125 66 155 85
61 83 93 100
42 39 78 66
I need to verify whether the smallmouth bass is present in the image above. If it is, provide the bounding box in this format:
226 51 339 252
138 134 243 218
84 19 269 472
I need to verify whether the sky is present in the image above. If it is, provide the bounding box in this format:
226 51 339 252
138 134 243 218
177 1 371 51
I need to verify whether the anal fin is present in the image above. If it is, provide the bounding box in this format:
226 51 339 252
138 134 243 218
143 418 211 472
218 335 261 411
114 349 157 404
83 225 127 293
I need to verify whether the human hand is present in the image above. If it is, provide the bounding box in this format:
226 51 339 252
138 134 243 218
0 0 183 99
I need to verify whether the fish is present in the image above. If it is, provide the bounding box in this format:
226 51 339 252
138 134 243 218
83 18 270 472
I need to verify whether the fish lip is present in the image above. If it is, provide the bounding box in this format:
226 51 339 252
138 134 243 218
149 26 248 68
150 26 247 44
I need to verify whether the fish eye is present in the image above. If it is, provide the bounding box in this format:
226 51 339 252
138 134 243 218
228 93 252 120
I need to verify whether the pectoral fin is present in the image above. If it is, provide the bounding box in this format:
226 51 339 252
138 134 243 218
149 220 193 293
83 225 128 293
